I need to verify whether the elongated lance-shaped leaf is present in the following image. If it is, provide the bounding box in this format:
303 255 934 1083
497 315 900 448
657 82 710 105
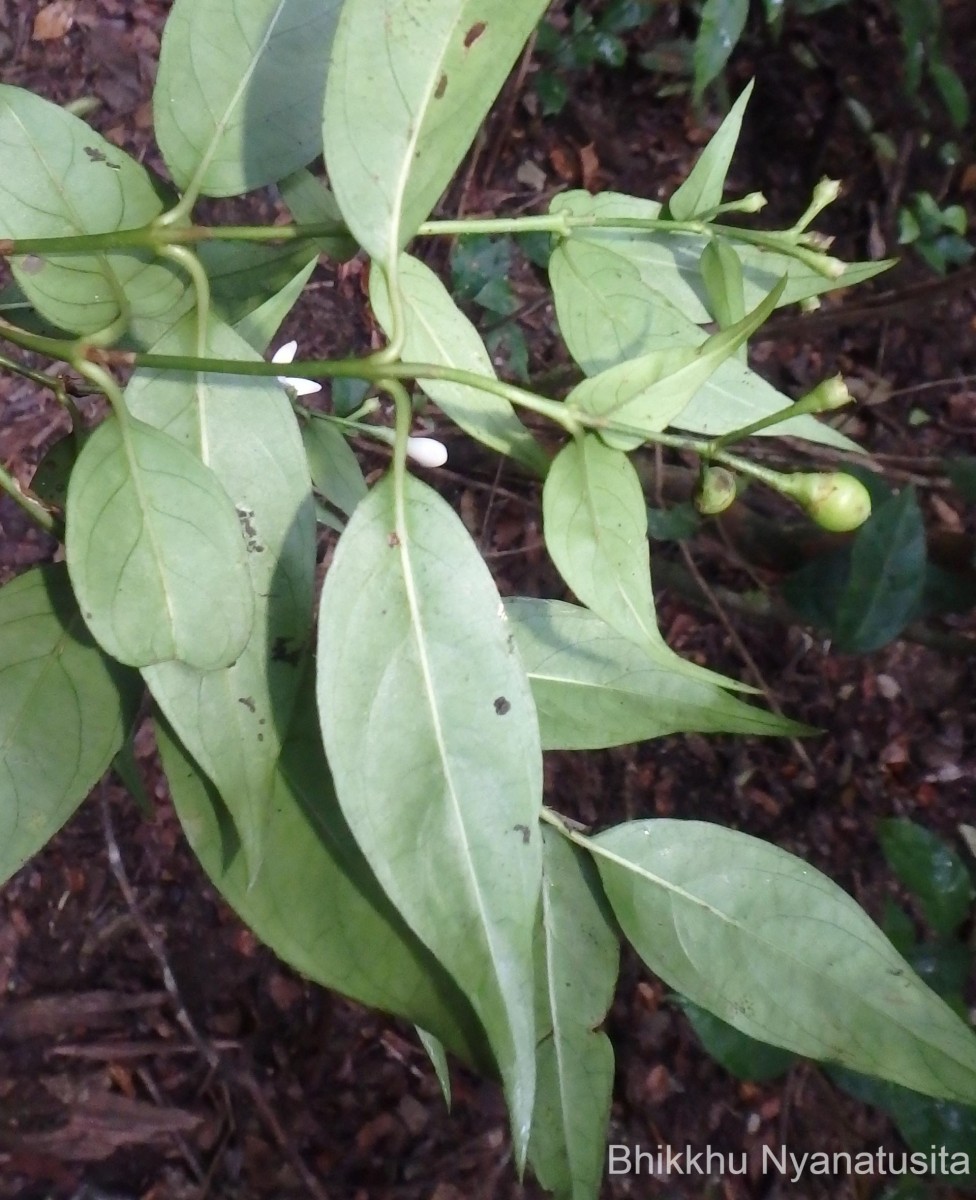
668 80 754 221
550 190 892 323
66 413 254 670
528 827 618 1200
127 313 315 885
154 0 342 198
302 419 368 520
550 237 857 451
323 0 549 267
317 472 542 1165
157 692 490 1070
504 599 816 750
567 280 784 451
0 85 186 339
370 255 548 474
0 566 140 887
234 258 317 352
591 819 976 1105
543 436 685 664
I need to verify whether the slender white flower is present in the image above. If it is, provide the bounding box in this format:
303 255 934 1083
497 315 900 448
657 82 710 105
271 340 321 396
406 436 448 468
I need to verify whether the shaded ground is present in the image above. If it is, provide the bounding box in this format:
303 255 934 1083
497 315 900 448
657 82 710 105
1 1 975 1197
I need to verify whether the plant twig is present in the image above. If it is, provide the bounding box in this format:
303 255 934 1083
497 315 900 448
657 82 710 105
673 545 816 773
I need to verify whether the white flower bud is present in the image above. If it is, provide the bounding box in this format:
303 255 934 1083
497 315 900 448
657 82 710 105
406 437 448 468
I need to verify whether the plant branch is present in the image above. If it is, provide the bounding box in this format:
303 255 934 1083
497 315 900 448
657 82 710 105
0 462 61 535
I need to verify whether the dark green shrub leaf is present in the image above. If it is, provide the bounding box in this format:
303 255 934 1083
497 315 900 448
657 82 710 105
878 818 974 936
692 0 749 101
679 997 796 1082
302 419 368 519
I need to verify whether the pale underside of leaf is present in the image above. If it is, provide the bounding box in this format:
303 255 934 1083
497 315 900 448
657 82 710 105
593 819 976 1105
0 566 138 887
550 236 858 451
370 254 547 472
324 0 549 266
529 828 618 1200
154 0 341 197
157 706 489 1068
504 599 813 752
65 414 254 670
0 84 185 338
126 314 315 883
317 472 542 1162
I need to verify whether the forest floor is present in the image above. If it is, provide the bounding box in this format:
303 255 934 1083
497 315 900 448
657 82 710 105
1 1 975 1198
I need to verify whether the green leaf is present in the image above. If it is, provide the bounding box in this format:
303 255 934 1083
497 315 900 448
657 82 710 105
66 413 254 670
549 236 858 451
0 566 140 887
944 457 976 503
539 447 759 695
157 696 489 1068
370 254 548 473
417 1029 453 1107
505 599 807 751
451 236 517 313
679 997 796 1082
528 828 619 1200
550 190 892 321
323 0 549 266
154 0 342 198
669 81 754 221
0 85 186 339
832 486 926 652
202 240 320 331
301 418 368 519
831 1068 976 1185
878 818 974 936
566 280 784 450
233 259 316 353
278 169 358 261
692 0 749 101
126 313 315 886
591 818 976 1104
317 472 543 1164
699 239 747 359
542 436 662 651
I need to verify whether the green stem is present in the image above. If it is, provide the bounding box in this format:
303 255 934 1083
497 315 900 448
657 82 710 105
0 213 840 277
0 320 827 492
159 245 212 357
0 462 60 535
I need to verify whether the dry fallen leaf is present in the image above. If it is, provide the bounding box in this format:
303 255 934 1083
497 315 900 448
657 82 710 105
32 0 76 41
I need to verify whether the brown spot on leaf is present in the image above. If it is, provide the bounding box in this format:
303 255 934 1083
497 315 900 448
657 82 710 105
435 74 447 99
464 21 486 48
494 696 511 715
387 532 400 548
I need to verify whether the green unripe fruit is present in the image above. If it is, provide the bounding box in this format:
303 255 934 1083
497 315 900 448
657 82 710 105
694 466 737 515
790 472 872 532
